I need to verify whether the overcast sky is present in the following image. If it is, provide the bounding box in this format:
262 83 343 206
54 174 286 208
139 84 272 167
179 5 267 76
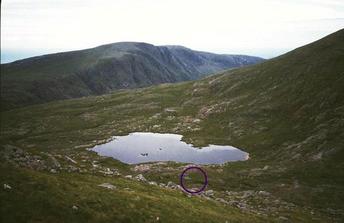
1 0 344 63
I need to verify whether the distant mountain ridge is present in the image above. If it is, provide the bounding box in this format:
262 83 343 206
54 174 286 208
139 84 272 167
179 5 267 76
0 42 264 110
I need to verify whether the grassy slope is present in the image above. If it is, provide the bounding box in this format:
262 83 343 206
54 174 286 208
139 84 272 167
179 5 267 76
1 164 267 223
1 29 344 222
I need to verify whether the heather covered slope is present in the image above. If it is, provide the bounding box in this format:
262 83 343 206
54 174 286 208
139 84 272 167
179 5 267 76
0 42 263 111
1 29 344 222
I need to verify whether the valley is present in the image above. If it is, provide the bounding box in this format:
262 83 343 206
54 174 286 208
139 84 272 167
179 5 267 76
1 29 344 222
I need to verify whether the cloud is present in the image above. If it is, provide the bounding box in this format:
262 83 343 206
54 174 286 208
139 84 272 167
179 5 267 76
1 0 344 62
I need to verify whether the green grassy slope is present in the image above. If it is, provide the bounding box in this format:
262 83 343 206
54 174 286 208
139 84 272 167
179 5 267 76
1 29 344 222
1 164 268 223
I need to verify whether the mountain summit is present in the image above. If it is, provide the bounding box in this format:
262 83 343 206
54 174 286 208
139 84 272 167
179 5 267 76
0 42 263 110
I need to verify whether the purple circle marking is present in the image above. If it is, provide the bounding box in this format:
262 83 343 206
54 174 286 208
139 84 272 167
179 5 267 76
180 166 208 194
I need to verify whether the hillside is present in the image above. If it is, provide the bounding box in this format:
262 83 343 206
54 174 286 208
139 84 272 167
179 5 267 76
1 29 344 222
0 42 263 110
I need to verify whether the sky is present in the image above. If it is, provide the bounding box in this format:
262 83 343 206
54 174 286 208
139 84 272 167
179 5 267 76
1 0 344 63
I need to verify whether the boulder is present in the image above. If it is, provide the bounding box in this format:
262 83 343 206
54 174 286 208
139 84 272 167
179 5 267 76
167 181 176 188
149 181 158 186
193 119 201 123
133 164 151 172
152 125 161 129
98 183 116 190
241 190 254 198
204 190 214 197
47 154 61 169
65 156 78 164
258 191 271 196
134 174 147 182
67 165 79 173
3 184 12 190
164 108 177 113
278 216 288 221
215 198 229 204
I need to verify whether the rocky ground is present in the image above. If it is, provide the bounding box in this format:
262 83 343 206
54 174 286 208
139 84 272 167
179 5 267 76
1 144 324 222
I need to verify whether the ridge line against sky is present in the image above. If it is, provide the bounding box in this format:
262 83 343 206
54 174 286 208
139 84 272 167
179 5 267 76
1 0 344 63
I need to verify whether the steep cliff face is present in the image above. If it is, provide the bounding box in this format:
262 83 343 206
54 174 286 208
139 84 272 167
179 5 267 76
0 42 263 110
